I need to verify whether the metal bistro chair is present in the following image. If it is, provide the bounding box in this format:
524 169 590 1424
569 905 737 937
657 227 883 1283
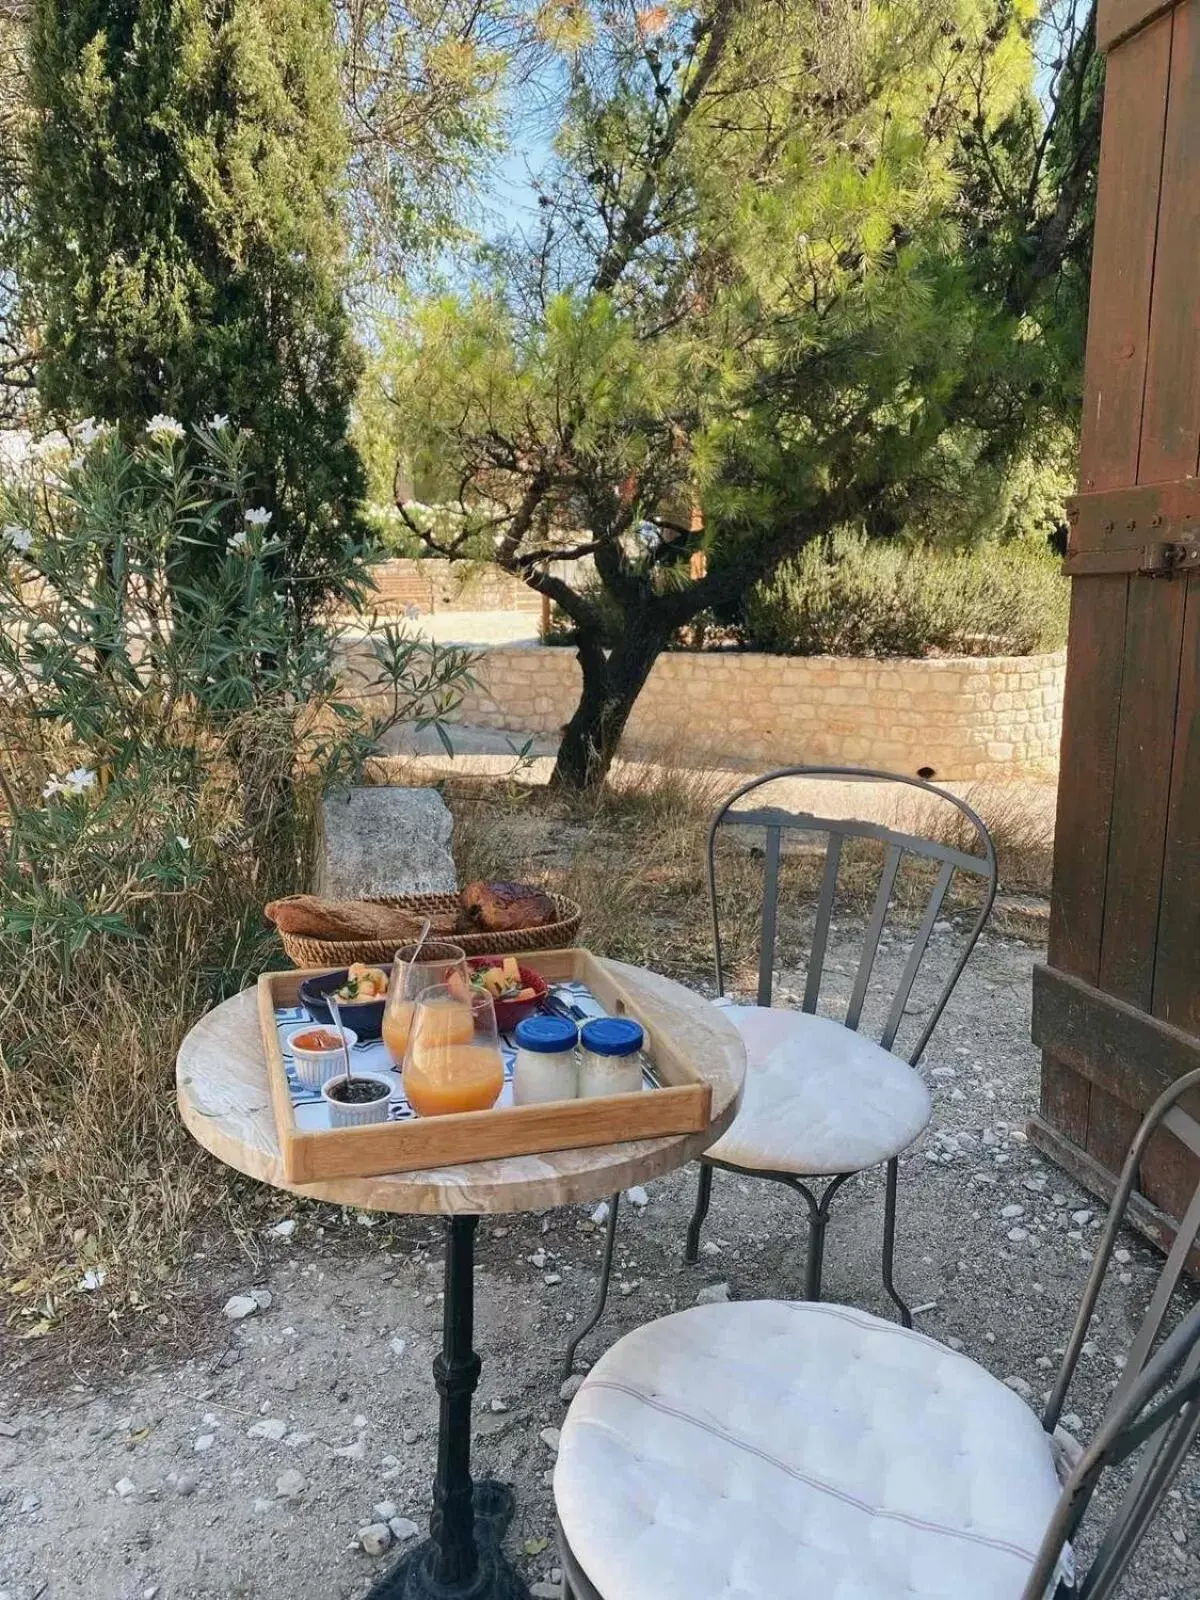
562 768 996 1379
554 1068 1200 1600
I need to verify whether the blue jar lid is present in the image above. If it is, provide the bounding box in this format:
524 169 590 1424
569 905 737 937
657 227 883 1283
514 1015 579 1053
580 1017 645 1057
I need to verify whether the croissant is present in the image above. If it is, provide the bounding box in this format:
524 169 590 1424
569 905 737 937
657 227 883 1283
459 881 556 933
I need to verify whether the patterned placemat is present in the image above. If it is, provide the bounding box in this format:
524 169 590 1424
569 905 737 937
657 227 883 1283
275 980 654 1131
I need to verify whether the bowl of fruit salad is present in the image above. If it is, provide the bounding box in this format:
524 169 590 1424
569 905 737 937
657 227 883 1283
467 956 548 1033
299 963 391 1042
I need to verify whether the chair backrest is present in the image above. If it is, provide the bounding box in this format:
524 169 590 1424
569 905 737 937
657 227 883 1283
705 766 997 1065
1023 1067 1200 1600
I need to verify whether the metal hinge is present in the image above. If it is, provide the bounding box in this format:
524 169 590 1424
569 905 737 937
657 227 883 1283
1063 533 1200 577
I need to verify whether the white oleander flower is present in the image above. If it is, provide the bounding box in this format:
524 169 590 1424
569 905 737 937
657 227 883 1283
208 413 230 431
176 836 191 850
4 525 32 553
243 506 272 527
42 775 64 799
63 767 97 794
228 529 249 552
147 413 185 440
74 417 111 447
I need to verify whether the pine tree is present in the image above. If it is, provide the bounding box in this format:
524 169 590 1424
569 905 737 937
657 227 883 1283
382 0 1100 788
24 0 367 610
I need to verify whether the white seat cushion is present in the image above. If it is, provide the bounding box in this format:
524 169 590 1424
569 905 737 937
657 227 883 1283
556 1301 1062 1600
705 1006 932 1175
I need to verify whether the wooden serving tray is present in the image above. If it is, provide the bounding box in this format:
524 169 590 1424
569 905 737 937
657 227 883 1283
258 949 713 1182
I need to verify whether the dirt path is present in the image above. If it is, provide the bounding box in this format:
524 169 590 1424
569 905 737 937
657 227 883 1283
1 931 1196 1600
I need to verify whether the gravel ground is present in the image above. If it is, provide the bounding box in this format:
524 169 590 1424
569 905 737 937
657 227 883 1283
1 929 1196 1600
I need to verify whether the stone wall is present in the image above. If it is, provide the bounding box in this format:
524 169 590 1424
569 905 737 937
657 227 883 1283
369 560 543 615
440 646 1066 780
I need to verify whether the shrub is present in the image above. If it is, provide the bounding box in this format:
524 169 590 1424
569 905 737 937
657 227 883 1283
738 533 1069 659
0 419 475 1327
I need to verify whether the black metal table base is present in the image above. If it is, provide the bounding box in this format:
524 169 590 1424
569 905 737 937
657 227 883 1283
365 1217 532 1600
366 1482 529 1600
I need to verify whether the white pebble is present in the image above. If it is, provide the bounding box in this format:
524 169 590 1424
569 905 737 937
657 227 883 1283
1001 1204 1025 1220
275 1469 307 1499
193 1435 215 1453
357 1523 393 1557
222 1294 259 1320
389 1517 420 1542
374 1500 397 1521
114 1477 137 1499
625 1186 649 1208
540 1427 561 1453
270 1219 297 1239
695 1282 731 1306
390 1338 407 1358
590 1203 609 1225
248 1419 288 1442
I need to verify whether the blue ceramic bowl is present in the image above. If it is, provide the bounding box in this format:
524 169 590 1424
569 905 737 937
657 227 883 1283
298 968 390 1042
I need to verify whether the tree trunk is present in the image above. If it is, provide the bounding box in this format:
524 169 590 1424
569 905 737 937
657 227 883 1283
549 626 665 791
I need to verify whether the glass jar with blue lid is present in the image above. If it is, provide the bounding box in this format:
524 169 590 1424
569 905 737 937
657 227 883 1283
578 1017 645 1099
512 1014 579 1105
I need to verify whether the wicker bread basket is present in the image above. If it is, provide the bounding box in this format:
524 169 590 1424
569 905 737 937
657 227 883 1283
276 890 583 970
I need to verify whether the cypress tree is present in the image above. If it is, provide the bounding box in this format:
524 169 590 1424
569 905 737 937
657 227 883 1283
24 0 366 602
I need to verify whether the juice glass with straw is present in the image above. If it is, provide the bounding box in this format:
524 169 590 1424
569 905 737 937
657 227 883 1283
403 983 506 1116
382 941 468 1067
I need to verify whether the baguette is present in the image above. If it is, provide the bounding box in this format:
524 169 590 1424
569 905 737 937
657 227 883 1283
265 895 433 943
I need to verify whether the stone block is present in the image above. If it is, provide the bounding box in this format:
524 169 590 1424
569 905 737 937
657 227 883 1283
318 787 457 899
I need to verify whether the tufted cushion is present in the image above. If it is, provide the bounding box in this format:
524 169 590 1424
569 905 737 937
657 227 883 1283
704 1006 932 1175
555 1301 1062 1600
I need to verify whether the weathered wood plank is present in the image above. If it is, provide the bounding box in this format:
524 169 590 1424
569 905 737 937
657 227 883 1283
1096 576 1187 1007
1154 575 1200 1033
1140 0 1200 484
1065 477 1200 555
1032 965 1200 1111
1077 13 1172 493
1099 0 1177 51
1048 578 1128 977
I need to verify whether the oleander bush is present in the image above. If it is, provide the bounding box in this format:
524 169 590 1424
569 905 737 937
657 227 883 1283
0 419 475 1330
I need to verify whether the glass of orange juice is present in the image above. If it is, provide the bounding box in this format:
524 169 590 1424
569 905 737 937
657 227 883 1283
402 983 506 1117
382 941 468 1067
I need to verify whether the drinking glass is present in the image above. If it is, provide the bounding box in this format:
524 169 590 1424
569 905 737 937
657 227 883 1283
402 982 505 1117
382 941 468 1067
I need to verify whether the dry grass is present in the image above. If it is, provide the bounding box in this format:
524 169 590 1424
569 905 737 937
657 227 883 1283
0 792 317 1340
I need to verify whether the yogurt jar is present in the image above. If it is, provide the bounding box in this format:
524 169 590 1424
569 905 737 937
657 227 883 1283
577 1017 645 1099
513 1015 579 1106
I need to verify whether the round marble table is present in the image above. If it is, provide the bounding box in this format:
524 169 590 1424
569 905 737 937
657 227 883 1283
177 959 744 1600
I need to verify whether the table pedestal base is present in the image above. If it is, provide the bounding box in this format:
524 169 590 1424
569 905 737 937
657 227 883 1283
366 1217 531 1600
367 1481 530 1600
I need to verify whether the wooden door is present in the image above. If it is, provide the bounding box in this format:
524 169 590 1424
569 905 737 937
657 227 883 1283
1030 0 1200 1252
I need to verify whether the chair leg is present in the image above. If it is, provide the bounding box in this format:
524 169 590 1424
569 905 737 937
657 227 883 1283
882 1156 913 1328
790 1174 851 1304
561 1192 620 1381
803 1187 827 1302
684 1161 714 1265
